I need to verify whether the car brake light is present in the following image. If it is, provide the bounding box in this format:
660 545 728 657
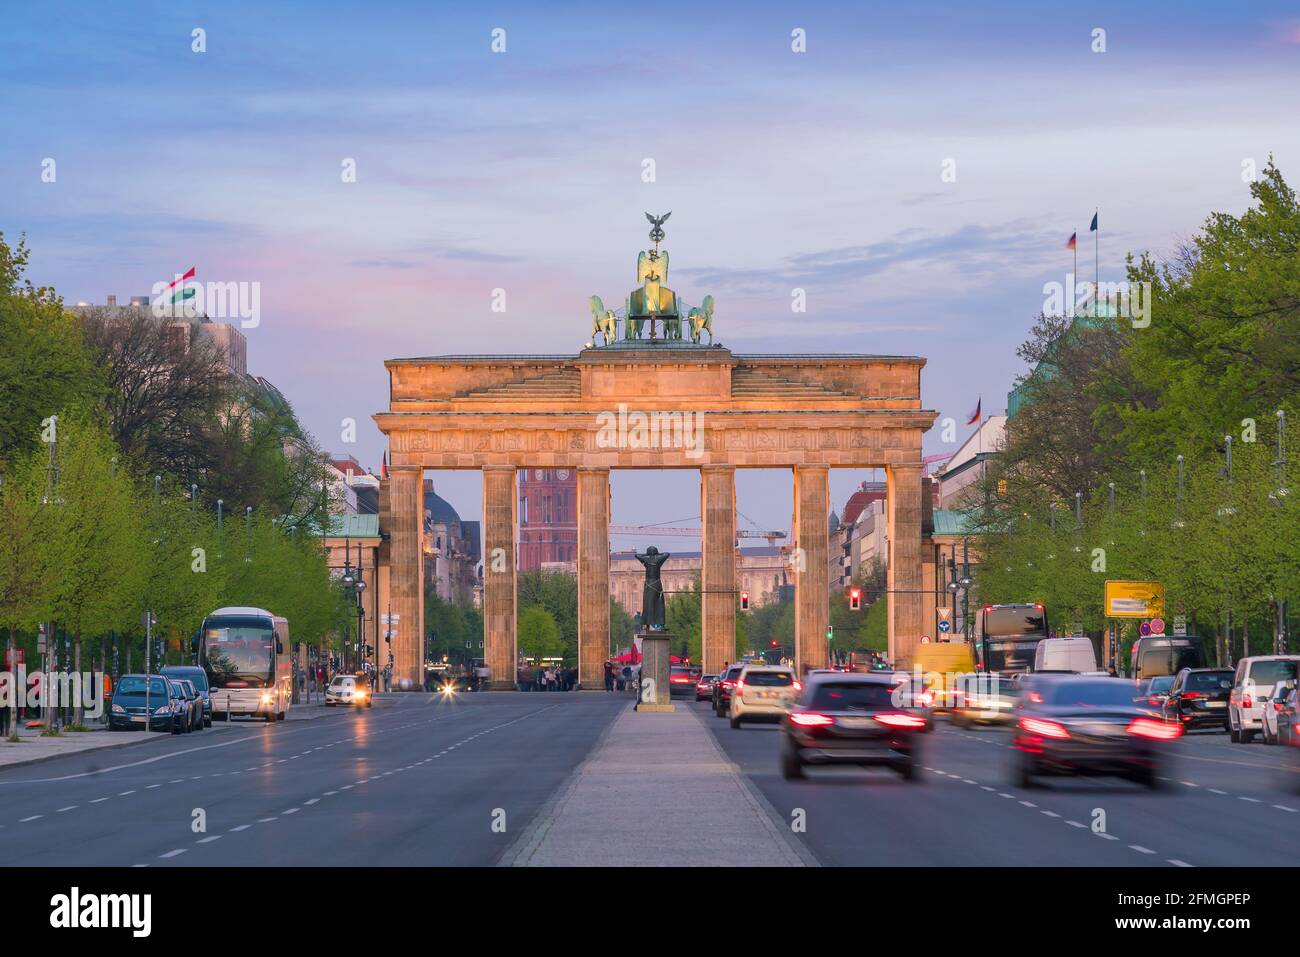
788 712 834 727
793 680 802 692
1028 691 1043 704
1019 717 1069 739
1243 694 1253 709
874 712 927 729
1127 717 1182 740
1182 691 1204 700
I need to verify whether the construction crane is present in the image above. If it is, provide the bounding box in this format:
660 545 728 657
608 525 787 548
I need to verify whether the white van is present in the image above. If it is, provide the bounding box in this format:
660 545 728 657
1033 637 1098 674
1229 655 1300 743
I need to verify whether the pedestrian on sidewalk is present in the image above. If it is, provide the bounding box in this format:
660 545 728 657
603 660 614 692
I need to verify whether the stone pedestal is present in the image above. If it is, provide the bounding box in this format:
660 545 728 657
637 631 675 713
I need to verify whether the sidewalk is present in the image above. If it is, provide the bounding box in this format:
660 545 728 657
501 702 816 867
0 700 337 771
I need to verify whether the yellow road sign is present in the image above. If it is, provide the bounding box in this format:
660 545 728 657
1104 580 1165 619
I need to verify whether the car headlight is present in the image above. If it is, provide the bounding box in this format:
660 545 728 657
112 703 125 713
260 693 273 705
155 705 170 714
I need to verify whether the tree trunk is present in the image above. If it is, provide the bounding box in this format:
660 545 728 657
73 630 83 726
6 625 16 740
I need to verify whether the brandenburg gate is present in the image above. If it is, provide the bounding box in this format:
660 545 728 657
374 215 936 689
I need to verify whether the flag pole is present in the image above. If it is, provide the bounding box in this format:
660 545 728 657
1072 242 1078 319
1094 208 1099 318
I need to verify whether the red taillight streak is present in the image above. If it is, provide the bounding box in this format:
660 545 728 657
1019 717 1069 739
1127 717 1182 740
874 712 926 729
788 712 833 727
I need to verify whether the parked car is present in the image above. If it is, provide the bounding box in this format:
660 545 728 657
694 674 717 702
1228 656 1300 743
1262 676 1298 745
780 672 925 781
668 666 701 698
109 674 186 733
171 678 204 733
1012 675 1179 788
161 665 211 726
713 663 746 717
1161 668 1232 731
728 665 800 728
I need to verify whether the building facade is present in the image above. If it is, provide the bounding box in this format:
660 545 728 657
518 468 578 570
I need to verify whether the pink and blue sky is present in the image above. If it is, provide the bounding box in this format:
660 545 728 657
3 0 1299 535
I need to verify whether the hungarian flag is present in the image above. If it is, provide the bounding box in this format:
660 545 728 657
1066 232 1077 250
158 266 196 305
965 398 981 425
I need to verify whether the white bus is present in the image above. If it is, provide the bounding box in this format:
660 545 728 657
200 606 292 722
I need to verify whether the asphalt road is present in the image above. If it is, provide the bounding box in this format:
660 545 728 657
0 692 625 866
689 699 1300 867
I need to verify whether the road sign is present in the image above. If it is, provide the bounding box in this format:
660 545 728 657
936 607 951 622
381 613 400 624
1139 621 1152 637
1149 617 1166 636
1172 615 1187 637
920 635 931 644
938 620 951 633
1104 580 1165 619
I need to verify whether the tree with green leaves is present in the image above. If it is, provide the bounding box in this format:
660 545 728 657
0 451 51 738
518 605 563 662
43 411 143 725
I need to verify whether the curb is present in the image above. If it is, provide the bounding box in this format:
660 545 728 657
0 704 343 774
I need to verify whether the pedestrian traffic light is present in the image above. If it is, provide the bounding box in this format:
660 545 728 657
740 590 750 611
849 587 862 611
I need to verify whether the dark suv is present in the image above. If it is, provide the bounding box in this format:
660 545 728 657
1162 668 1233 731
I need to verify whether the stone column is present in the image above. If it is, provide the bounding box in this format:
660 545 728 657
793 465 830 675
482 465 518 690
700 465 736 675
387 467 424 688
577 467 610 689
887 463 924 668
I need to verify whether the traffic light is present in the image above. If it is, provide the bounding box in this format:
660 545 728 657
740 590 750 611
770 639 778 648
849 587 862 611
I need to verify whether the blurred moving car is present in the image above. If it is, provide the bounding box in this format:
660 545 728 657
325 673 372 708
729 665 800 728
171 678 205 733
1262 676 1297 745
950 673 1019 727
780 672 925 781
695 674 717 702
160 665 212 727
1012 675 1180 789
669 665 701 698
713 663 746 717
109 674 185 732
1161 668 1232 731
1228 656 1299 743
